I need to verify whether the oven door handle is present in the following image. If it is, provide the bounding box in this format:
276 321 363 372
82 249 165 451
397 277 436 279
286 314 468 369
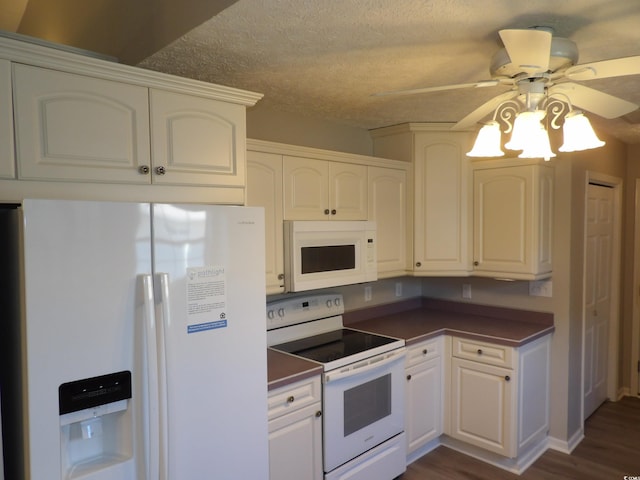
324 348 405 383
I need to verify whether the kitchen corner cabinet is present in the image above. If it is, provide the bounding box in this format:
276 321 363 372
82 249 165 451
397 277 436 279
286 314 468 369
405 337 443 456
472 162 553 280
371 124 473 276
283 156 367 220
13 64 247 187
449 335 550 458
0 59 14 179
368 166 409 277
246 150 285 294
268 376 323 480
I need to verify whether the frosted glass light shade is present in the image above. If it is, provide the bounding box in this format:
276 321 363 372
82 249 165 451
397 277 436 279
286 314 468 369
505 110 546 151
559 111 605 152
518 123 556 161
467 121 504 157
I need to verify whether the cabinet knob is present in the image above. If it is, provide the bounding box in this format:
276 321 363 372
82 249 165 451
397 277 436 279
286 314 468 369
331 209 337 215
138 165 150 175
277 273 284 280
505 375 511 382
406 374 412 381
324 209 330 215
415 262 422 267
315 411 322 418
422 349 428 355
477 349 483 355
287 396 295 403
473 261 479 266
155 166 166 175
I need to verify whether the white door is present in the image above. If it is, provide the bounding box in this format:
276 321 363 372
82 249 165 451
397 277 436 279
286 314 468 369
584 183 614 419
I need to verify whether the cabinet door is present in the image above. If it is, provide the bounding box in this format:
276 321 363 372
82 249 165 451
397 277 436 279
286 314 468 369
150 89 245 186
450 358 515 457
368 166 407 277
414 132 472 275
473 164 553 279
0 60 14 179
13 64 151 183
329 162 367 220
283 156 329 220
247 151 285 294
405 356 442 454
268 402 323 480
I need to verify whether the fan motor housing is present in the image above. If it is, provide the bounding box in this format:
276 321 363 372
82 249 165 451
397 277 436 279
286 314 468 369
490 37 579 77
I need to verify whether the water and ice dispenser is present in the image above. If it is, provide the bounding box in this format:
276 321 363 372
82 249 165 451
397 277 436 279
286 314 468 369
58 371 134 479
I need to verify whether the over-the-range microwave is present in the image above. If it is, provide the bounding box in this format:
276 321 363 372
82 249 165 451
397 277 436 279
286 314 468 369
284 220 377 292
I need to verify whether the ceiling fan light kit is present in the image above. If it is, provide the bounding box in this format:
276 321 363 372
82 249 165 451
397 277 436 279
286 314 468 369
377 27 638 159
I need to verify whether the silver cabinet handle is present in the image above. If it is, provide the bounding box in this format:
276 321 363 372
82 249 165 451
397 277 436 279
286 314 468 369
155 166 166 175
138 165 150 175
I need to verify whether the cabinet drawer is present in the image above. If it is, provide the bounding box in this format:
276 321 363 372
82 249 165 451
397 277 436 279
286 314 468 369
451 337 514 369
406 337 441 368
268 376 321 421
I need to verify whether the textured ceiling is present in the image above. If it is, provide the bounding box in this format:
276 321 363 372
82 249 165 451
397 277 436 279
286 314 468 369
137 0 640 143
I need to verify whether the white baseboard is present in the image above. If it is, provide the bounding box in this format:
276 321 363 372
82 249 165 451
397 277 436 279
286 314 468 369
547 428 584 455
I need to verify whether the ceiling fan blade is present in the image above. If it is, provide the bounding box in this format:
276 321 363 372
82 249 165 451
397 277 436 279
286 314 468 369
549 82 638 118
373 79 499 97
565 55 640 81
499 29 552 73
452 89 519 130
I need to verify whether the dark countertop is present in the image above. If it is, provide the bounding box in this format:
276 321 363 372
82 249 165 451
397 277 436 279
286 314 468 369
344 297 554 347
267 348 322 391
267 297 554 389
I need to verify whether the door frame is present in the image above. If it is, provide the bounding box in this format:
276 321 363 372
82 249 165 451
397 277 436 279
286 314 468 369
631 179 640 397
582 171 623 421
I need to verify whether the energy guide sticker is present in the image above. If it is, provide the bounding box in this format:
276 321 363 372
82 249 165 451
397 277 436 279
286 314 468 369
186 266 227 333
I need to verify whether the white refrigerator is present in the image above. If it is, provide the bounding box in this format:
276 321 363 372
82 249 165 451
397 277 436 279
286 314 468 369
0 199 269 480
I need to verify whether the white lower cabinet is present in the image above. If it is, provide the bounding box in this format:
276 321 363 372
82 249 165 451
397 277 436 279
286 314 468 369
268 376 323 480
448 335 550 459
404 338 443 456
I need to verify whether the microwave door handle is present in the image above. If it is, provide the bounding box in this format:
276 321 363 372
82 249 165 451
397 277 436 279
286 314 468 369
324 349 405 384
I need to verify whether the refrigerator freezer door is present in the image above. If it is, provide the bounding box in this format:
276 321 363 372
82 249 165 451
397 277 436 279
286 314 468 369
152 204 268 479
22 199 150 480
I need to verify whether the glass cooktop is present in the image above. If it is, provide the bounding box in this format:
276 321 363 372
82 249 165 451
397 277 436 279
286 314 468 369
272 328 398 364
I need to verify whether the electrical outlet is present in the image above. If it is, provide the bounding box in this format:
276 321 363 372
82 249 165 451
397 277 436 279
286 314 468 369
364 285 372 302
462 283 472 299
395 282 402 297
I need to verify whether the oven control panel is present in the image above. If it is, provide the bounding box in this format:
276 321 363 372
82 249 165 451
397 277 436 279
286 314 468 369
266 294 344 331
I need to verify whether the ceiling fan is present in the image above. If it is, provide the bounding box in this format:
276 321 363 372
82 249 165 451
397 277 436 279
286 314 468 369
375 27 640 131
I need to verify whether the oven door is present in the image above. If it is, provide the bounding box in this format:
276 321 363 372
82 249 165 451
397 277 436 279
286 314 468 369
322 348 405 472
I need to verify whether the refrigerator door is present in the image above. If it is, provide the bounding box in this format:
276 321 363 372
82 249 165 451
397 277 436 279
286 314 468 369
22 199 151 480
151 204 268 479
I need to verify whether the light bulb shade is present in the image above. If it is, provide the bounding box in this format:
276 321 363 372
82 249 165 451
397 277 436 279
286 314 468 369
466 121 504 157
518 123 556 160
559 111 605 152
504 110 546 151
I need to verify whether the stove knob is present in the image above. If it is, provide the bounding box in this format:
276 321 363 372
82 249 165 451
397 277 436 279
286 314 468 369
267 310 275 320
334 297 341 307
326 299 332 308
277 308 285 317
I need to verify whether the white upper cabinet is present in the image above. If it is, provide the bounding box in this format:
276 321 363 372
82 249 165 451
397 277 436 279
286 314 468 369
149 89 246 187
246 149 285 294
368 166 409 277
472 161 553 280
413 131 473 275
13 64 151 183
0 59 14 179
283 156 367 220
371 124 473 276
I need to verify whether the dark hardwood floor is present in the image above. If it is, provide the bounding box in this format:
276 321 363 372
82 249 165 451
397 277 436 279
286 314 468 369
400 395 640 479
